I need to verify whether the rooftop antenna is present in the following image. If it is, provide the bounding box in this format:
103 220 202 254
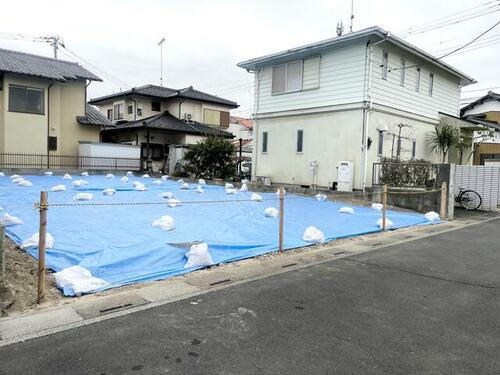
336 21 344 36
350 0 354 32
157 36 166 86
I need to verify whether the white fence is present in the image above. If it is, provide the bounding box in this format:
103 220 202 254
454 165 500 211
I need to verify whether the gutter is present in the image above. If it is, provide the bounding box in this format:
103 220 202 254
46 81 54 169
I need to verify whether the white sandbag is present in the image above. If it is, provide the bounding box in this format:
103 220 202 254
63 173 72 180
17 179 33 186
424 211 440 222
72 179 85 187
126 171 134 176
44 171 53 176
167 198 182 208
196 185 204 193
177 179 184 184
54 265 109 295
241 178 249 184
153 180 162 185
251 193 263 202
315 194 327 202
239 183 248 192
302 226 325 243
10 174 21 179
12 178 24 184
50 184 66 192
152 215 175 231
225 183 234 189
376 218 394 229
74 193 93 201
184 242 214 269
180 183 190 189
105 173 114 179
120 176 128 182
198 178 206 185
81 171 89 177
142 173 150 178
226 188 236 194
0 172 5 177
134 182 146 191
264 207 278 218
20 232 54 250
276 189 286 195
102 188 116 196
160 191 174 199
339 207 355 214
0 213 23 226
132 181 141 187
161 175 169 181
372 203 383 211
0 207 3 211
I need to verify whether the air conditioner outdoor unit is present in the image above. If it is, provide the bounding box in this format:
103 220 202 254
183 113 192 120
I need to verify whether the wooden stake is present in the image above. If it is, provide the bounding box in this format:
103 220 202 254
37 191 48 304
279 188 284 253
382 185 388 231
0 225 5 289
440 181 447 219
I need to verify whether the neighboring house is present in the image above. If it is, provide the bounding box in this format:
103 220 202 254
229 116 253 152
237 26 476 190
89 84 237 171
0 48 109 157
461 91 500 144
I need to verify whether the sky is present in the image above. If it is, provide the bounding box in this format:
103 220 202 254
1 0 499 117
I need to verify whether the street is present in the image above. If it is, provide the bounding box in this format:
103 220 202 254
1 218 499 374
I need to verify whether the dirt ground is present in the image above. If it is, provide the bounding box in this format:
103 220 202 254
0 236 62 317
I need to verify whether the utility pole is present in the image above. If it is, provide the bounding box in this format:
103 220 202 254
157 37 166 87
49 36 60 59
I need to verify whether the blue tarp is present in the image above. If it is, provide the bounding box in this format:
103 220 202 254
0 174 432 295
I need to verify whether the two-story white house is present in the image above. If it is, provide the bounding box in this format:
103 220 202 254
238 26 476 190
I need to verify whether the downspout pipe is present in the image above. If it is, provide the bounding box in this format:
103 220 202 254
178 98 187 119
361 34 389 192
46 81 54 169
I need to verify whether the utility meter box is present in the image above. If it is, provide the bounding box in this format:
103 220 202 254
337 161 354 192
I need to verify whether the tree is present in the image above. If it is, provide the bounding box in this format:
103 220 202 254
183 137 237 180
427 124 458 163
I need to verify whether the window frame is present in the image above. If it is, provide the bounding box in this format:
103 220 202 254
415 67 421 92
271 60 304 95
151 101 161 112
429 72 434 96
48 136 57 151
262 131 268 154
400 58 406 86
296 129 304 153
127 105 133 114
412 139 416 158
113 103 124 120
382 50 389 80
107 108 113 120
377 131 384 156
8 84 45 115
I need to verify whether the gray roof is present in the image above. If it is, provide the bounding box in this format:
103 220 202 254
0 48 101 82
103 111 233 138
460 91 500 116
461 115 500 131
77 104 115 127
89 84 238 108
238 26 476 86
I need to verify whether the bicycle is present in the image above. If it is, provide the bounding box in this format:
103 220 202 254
455 187 482 210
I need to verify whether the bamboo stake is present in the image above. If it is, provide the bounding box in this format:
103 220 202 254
440 181 447 219
279 188 284 253
37 191 48 304
382 185 388 231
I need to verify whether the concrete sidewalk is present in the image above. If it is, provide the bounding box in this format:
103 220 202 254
0 213 495 346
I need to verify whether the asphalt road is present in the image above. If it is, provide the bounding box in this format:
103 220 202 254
1 218 500 374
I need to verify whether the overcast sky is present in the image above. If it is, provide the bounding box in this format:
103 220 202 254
1 0 499 116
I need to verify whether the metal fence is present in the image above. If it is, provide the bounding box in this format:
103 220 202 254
0 153 141 170
372 161 440 188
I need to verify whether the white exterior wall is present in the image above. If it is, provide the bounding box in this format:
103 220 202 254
462 101 500 116
79 142 140 158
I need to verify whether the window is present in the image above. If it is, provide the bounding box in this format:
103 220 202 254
0 74 3 91
137 108 142 116
203 109 221 126
377 131 384 156
9 85 44 114
262 131 268 153
127 105 133 114
141 144 164 161
48 136 57 151
151 101 161 111
272 60 303 94
107 109 113 120
113 103 123 120
415 68 421 92
429 73 434 96
400 58 406 86
412 140 416 158
297 130 304 153
382 50 389 80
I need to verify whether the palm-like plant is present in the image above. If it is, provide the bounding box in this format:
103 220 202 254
427 124 458 163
